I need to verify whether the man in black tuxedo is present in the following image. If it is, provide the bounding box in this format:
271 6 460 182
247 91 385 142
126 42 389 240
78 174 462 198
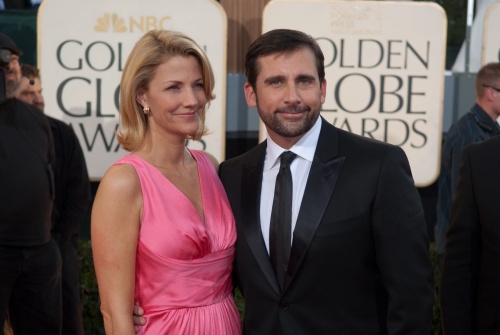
218 29 433 334
440 135 500 335
133 28 433 334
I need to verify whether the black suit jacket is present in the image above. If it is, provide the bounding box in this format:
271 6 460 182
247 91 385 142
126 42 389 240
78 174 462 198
219 119 433 335
440 135 500 335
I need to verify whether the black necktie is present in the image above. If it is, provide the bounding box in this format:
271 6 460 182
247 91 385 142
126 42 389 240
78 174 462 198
269 151 297 289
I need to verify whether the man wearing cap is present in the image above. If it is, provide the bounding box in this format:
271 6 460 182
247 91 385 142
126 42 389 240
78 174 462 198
0 32 62 334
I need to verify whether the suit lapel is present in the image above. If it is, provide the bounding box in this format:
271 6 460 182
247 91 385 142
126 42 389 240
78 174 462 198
240 142 281 294
285 120 345 291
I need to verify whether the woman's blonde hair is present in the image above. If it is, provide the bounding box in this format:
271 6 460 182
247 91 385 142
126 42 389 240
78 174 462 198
116 29 215 151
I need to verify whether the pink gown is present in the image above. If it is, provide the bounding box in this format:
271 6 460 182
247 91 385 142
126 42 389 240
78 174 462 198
114 151 241 334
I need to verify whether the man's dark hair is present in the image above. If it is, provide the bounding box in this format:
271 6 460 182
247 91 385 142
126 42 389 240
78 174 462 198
475 61 500 97
245 29 325 89
21 63 40 80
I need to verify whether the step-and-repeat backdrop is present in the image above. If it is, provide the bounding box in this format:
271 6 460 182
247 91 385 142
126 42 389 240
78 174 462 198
483 3 500 64
38 0 498 184
262 0 447 187
38 0 227 180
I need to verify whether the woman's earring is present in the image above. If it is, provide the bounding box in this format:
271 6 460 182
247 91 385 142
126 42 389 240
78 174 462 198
143 106 150 115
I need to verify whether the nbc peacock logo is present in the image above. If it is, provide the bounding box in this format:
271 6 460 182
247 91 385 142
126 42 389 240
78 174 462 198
94 13 172 33
95 14 127 33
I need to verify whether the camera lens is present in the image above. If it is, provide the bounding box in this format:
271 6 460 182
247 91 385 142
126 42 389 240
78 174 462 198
0 49 12 67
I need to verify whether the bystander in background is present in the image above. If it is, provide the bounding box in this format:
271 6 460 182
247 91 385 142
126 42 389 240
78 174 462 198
0 32 61 334
440 135 500 334
435 62 500 268
17 63 90 335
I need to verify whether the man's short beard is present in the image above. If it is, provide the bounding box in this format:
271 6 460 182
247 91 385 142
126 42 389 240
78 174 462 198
258 104 319 138
5 78 20 99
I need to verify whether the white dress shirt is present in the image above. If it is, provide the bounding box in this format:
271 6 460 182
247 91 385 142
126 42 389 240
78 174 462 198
260 117 322 254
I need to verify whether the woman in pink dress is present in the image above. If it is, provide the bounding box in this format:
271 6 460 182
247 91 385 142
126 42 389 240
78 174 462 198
91 30 241 335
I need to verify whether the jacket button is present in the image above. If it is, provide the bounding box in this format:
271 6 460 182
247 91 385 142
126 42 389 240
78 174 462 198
280 302 289 309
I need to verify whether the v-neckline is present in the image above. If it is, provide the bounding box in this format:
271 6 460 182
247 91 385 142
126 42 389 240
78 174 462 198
130 152 207 227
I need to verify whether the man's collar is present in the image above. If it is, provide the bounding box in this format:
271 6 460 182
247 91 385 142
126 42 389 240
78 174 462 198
266 117 322 169
472 104 500 134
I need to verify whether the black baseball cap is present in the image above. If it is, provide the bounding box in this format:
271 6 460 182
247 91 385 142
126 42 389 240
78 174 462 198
0 33 22 56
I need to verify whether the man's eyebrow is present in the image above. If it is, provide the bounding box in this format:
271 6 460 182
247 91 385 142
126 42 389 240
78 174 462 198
263 75 285 85
296 74 316 82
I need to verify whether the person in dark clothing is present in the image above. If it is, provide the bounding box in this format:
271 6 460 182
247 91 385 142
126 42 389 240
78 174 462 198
0 32 62 334
17 63 90 335
435 62 500 269
440 136 500 334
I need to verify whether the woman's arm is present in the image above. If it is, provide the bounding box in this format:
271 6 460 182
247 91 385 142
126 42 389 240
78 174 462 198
91 164 142 335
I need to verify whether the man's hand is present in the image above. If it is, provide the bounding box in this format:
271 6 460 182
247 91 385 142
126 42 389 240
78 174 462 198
133 305 146 334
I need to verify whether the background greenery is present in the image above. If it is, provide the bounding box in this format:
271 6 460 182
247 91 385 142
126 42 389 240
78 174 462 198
78 241 443 334
78 240 104 335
